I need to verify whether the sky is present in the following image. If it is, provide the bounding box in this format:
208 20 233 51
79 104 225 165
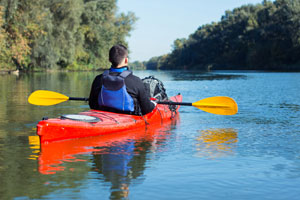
117 0 264 62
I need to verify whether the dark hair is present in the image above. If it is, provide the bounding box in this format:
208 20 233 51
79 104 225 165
109 44 128 67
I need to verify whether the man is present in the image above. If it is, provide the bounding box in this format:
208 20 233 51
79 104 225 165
89 44 155 115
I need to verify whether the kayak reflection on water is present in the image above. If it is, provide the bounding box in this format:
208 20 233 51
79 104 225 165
195 128 238 158
28 115 179 199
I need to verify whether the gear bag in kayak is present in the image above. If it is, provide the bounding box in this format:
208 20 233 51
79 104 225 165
98 70 134 112
142 75 168 101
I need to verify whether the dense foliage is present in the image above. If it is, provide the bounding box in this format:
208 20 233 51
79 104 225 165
0 0 136 71
141 0 300 71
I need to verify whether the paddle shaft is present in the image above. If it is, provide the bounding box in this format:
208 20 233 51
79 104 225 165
69 97 188 105
55 97 230 109
69 97 89 101
157 101 192 106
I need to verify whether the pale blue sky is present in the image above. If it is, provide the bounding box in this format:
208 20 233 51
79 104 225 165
118 0 264 61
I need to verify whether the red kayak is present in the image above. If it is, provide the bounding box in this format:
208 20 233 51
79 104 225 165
37 94 182 143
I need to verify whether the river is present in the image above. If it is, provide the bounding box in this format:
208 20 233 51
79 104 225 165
0 70 299 199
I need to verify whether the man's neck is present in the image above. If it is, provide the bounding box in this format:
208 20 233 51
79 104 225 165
115 65 126 68
112 65 127 68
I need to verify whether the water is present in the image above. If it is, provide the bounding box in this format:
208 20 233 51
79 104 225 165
0 70 299 200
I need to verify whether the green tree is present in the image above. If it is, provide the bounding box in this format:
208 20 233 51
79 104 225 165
0 6 11 70
144 0 300 71
0 0 136 71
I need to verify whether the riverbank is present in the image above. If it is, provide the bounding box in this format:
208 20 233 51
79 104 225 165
1 67 299 75
0 69 20 75
0 65 147 74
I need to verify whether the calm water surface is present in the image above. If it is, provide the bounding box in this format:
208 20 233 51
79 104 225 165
0 70 299 200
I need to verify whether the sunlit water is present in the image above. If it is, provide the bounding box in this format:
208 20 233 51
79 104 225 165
0 70 299 200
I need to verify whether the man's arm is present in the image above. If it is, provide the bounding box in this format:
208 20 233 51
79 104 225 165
89 75 102 109
136 78 155 115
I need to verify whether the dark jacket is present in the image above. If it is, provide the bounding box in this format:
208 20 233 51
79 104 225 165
89 67 155 115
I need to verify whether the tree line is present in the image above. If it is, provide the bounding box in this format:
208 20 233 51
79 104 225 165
139 0 300 71
0 0 136 71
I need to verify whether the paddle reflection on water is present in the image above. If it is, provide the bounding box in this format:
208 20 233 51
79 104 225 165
29 116 179 198
28 136 40 160
195 128 238 158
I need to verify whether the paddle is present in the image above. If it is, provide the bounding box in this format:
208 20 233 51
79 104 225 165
28 90 238 115
157 96 238 115
28 90 88 106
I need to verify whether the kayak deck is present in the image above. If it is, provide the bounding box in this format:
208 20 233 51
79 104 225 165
37 94 182 143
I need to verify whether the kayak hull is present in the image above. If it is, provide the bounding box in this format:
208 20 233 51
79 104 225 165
37 94 182 143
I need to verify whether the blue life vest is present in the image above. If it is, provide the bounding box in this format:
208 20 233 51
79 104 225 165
98 69 135 112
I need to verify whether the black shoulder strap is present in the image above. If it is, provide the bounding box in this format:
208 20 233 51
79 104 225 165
103 70 110 75
119 70 132 78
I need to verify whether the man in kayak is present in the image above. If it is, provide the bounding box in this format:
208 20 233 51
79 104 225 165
89 44 156 115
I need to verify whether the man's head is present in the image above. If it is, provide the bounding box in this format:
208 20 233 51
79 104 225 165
109 44 128 68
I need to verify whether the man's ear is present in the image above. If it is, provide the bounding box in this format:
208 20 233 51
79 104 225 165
124 57 128 64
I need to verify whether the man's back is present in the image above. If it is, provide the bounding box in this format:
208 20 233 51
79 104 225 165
89 69 155 115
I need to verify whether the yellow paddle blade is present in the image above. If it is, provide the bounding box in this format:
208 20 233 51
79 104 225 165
28 90 69 106
192 96 238 115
